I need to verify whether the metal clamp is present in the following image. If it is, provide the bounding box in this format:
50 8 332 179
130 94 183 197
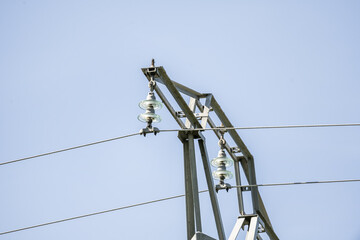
176 111 186 118
139 126 160 137
215 182 232 192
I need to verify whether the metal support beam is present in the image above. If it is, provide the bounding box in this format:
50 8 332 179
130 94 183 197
247 158 260 213
186 98 197 128
151 67 202 128
198 95 277 239
196 100 239 161
183 139 195 239
200 94 212 128
200 94 278 240
198 137 226 240
245 216 259 240
191 232 217 240
188 133 202 232
257 211 278 240
228 217 246 240
237 157 278 240
154 84 186 129
234 160 245 215
143 67 203 99
210 97 252 159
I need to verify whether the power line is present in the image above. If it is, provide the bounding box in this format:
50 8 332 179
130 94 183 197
160 123 360 132
230 179 360 190
0 179 359 236
0 190 208 236
0 132 140 166
1 123 359 167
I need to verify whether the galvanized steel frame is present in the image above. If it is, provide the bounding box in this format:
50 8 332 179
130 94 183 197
142 65 279 240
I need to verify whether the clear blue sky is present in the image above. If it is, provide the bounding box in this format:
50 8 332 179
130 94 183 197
1 0 360 239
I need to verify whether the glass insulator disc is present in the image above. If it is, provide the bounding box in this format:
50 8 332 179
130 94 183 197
139 99 163 110
211 156 233 167
137 112 161 123
212 170 233 180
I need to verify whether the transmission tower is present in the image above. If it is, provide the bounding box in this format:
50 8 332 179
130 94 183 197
139 60 279 240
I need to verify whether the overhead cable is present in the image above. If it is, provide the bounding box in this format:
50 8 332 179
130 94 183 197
230 178 360 190
0 179 359 236
160 123 360 132
2 123 359 166
0 190 208 236
0 132 140 166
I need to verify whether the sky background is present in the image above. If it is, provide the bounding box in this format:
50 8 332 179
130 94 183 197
1 0 360 239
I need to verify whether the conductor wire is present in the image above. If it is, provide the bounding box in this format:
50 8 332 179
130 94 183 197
0 132 140 166
0 179 359 236
0 190 208 236
1 123 360 166
159 123 360 132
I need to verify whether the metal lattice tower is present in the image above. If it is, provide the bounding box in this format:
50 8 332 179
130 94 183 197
141 61 279 240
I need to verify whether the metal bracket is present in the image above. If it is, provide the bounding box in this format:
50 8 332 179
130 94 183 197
241 186 251 192
146 67 158 77
176 111 209 119
176 111 186 118
258 225 265 233
178 130 203 142
231 147 242 153
195 112 209 118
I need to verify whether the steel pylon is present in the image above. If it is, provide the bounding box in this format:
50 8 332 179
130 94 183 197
141 61 279 240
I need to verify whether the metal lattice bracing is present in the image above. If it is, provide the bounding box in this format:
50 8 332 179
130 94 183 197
141 62 279 240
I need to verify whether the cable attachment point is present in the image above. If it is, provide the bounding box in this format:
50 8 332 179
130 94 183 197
146 58 157 92
139 119 160 137
217 124 227 149
216 179 232 192
149 76 156 92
